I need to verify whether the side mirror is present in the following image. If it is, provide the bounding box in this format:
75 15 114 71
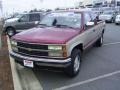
86 22 95 26
35 21 39 25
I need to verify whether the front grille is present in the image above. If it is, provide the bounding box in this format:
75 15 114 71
17 42 48 50
18 48 48 57
17 42 48 57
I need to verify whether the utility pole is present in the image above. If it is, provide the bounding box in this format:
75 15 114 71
0 0 3 48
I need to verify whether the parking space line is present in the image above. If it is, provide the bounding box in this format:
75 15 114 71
17 65 43 90
54 70 120 90
103 42 120 46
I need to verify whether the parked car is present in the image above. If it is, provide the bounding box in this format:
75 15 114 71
10 10 105 77
115 14 120 25
3 12 45 37
99 11 117 23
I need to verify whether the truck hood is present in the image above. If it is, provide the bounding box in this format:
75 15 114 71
5 18 19 23
99 14 112 19
12 27 80 44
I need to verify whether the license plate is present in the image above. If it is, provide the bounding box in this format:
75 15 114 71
24 60 34 68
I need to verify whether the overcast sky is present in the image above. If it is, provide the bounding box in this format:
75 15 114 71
2 0 81 15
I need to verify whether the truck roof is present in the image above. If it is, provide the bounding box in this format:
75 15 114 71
20 12 46 15
54 9 93 13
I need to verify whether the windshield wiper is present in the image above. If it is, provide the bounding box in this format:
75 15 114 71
55 24 74 29
39 23 48 26
38 23 50 28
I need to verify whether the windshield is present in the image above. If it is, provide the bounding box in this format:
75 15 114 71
103 12 113 15
15 14 24 18
39 12 81 29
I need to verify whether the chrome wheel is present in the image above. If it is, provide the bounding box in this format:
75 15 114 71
65 49 81 77
8 30 14 36
74 55 80 72
100 36 103 44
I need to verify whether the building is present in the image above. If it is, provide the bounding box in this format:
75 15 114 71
115 0 120 6
81 0 105 7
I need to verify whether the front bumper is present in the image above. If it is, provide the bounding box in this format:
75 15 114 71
100 18 112 22
105 19 112 22
115 21 120 24
10 51 71 68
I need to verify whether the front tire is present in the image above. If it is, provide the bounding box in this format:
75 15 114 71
115 23 119 25
65 49 81 77
111 18 114 23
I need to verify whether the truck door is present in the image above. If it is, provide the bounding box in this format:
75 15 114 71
15 14 30 31
28 13 40 28
83 12 97 49
90 12 103 40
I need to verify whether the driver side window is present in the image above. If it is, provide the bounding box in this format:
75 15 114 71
20 14 29 22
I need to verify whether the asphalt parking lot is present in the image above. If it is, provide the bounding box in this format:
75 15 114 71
32 24 120 90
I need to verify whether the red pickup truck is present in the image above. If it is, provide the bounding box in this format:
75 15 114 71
10 10 105 77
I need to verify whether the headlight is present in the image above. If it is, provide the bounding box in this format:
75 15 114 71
12 46 18 51
48 46 62 50
11 40 17 46
11 40 18 51
48 45 67 57
48 51 63 57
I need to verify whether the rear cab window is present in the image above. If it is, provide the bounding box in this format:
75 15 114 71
29 13 40 21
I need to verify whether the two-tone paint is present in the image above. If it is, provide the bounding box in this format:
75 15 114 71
10 10 106 68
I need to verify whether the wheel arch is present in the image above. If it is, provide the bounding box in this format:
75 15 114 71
5 26 15 32
71 43 83 55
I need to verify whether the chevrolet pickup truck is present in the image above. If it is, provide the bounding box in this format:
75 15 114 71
10 10 105 77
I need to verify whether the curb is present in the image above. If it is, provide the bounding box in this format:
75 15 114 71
0 24 3 49
7 37 43 90
17 65 43 90
7 37 23 90
9 57 23 90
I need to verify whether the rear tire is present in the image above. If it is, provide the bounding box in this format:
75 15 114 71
65 49 81 77
111 18 114 23
96 34 103 47
6 27 16 37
